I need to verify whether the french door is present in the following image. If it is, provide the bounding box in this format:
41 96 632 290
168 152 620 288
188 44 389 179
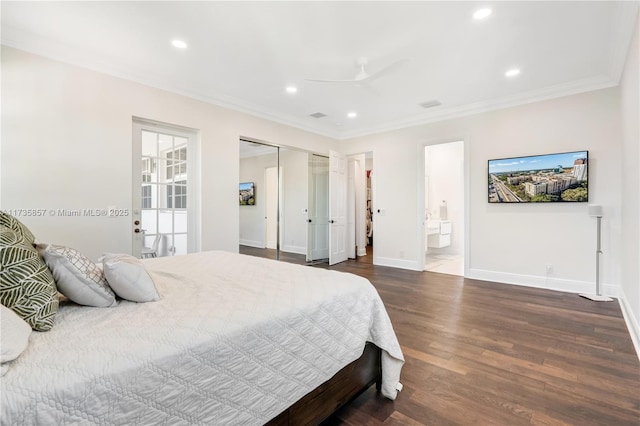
132 119 199 258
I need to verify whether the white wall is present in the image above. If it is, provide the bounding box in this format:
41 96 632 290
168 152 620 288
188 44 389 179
0 47 337 260
343 87 624 298
619 13 640 350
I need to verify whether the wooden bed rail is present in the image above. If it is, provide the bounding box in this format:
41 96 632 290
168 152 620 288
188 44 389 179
266 343 382 425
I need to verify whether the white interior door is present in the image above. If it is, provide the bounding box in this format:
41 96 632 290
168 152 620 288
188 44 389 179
132 120 199 258
329 150 348 265
307 154 329 261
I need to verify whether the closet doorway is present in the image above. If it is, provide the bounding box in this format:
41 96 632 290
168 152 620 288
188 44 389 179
346 153 368 259
365 153 373 251
422 141 465 276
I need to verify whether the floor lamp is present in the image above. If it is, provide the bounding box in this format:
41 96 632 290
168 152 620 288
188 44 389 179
579 204 613 302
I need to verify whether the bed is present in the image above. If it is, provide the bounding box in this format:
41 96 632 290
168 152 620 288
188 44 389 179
1 250 404 425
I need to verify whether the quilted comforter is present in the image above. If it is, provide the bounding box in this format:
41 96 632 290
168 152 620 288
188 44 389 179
1 251 404 425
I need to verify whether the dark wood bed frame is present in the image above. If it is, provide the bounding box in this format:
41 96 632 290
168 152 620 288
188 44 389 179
266 343 382 425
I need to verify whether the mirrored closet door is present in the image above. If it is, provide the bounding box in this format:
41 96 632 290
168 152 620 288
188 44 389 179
238 139 330 264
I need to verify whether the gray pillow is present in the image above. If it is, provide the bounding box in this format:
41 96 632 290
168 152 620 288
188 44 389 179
37 244 116 308
102 253 160 302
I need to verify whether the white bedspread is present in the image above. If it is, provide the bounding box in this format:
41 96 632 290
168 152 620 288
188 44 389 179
1 251 404 425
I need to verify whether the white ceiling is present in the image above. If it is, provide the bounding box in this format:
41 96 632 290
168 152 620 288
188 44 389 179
2 1 637 140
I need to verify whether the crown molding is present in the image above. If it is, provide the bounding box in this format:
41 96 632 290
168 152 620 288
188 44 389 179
336 74 618 140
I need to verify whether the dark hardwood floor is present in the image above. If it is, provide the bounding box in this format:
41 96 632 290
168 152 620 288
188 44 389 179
239 246 640 425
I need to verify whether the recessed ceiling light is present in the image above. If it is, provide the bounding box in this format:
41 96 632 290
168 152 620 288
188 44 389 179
172 39 188 49
286 86 297 94
473 8 492 20
505 68 521 77
347 112 357 118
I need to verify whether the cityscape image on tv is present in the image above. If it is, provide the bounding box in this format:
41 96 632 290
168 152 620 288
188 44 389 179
488 151 588 203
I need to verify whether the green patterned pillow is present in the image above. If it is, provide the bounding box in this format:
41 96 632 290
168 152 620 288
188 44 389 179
0 212 35 245
0 226 58 331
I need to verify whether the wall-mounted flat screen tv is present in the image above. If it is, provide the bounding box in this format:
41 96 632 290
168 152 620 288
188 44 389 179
488 151 588 203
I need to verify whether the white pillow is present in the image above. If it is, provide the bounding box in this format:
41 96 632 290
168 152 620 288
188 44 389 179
36 244 117 308
102 253 160 302
1 304 32 375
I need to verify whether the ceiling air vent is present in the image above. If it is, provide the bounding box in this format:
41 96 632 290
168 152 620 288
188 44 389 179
419 100 442 109
309 112 327 119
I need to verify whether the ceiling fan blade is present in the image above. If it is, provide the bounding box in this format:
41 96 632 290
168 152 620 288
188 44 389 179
357 81 382 97
305 57 407 84
364 58 409 82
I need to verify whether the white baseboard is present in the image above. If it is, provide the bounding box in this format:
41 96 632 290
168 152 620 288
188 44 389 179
617 286 640 361
239 239 264 248
374 256 421 271
282 245 306 255
467 268 620 297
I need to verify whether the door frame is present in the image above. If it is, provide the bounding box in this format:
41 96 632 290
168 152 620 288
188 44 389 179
132 117 200 257
417 137 469 275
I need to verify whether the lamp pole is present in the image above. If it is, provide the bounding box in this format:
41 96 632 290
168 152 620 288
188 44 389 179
580 206 612 302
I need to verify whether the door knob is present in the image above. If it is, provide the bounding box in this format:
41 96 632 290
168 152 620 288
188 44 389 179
134 228 141 233
134 220 140 225
308 219 312 223
329 220 335 223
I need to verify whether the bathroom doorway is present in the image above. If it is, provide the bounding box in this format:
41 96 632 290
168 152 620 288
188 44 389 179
423 141 465 275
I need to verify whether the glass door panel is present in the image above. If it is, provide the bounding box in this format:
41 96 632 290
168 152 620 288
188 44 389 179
138 129 189 257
